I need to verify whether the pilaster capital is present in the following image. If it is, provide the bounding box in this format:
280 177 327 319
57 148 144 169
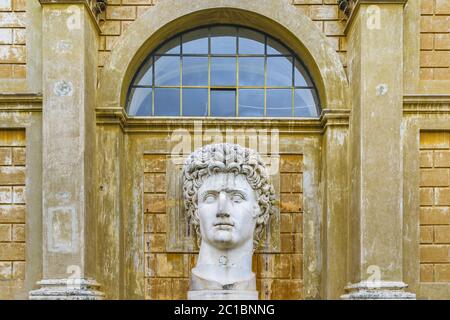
319 108 351 129
342 0 408 35
39 0 107 31
339 0 408 16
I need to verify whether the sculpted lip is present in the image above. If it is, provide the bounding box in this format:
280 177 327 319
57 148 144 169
213 221 235 227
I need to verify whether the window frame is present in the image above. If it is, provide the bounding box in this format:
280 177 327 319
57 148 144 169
126 24 321 118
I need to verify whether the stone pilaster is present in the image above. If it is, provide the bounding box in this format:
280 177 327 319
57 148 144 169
320 110 350 299
343 0 415 299
29 1 103 299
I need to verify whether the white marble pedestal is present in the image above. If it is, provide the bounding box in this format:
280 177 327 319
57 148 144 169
188 290 258 300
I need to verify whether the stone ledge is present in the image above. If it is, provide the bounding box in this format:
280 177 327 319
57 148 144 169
0 93 42 103
29 279 105 300
188 290 258 300
404 94 450 105
320 108 351 128
95 108 350 133
403 94 450 114
341 281 416 300
0 94 43 112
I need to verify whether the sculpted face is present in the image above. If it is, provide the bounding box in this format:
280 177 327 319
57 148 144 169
197 173 260 250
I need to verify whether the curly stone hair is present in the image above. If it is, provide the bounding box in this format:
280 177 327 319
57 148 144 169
182 143 276 250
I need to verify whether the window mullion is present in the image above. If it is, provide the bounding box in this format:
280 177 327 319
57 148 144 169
208 27 211 117
292 55 295 117
152 56 155 116
236 28 239 117
180 35 183 116
264 35 267 117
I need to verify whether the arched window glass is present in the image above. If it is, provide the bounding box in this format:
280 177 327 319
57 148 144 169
127 25 321 117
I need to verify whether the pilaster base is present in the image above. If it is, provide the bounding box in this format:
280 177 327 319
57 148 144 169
29 279 104 300
341 281 416 300
188 290 258 300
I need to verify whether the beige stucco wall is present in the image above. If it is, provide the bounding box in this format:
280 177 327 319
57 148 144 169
0 0 449 300
0 96 42 300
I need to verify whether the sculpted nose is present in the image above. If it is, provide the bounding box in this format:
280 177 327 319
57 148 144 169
217 191 229 217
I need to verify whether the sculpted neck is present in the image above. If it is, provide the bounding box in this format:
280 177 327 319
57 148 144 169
194 239 255 284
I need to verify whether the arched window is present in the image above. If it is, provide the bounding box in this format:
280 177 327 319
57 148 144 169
127 25 320 117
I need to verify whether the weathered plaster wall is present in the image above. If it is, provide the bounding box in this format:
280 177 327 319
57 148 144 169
0 0 42 93
343 2 418 300
292 0 348 71
403 97 450 299
0 0 449 300
321 125 348 299
0 0 26 79
98 0 154 73
95 120 327 299
419 131 450 282
96 124 123 299
0 96 42 300
40 3 98 279
0 129 26 293
420 0 450 80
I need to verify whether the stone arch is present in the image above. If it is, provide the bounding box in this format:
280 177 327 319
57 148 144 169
97 0 349 112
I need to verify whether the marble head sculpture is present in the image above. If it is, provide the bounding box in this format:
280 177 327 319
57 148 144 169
182 143 276 300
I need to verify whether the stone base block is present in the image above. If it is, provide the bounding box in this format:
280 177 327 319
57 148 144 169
188 290 258 300
341 281 416 300
29 279 104 300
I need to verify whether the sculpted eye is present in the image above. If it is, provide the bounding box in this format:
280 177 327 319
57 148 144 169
231 193 245 203
204 193 217 203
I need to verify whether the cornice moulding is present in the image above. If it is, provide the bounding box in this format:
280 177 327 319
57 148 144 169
0 94 43 112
